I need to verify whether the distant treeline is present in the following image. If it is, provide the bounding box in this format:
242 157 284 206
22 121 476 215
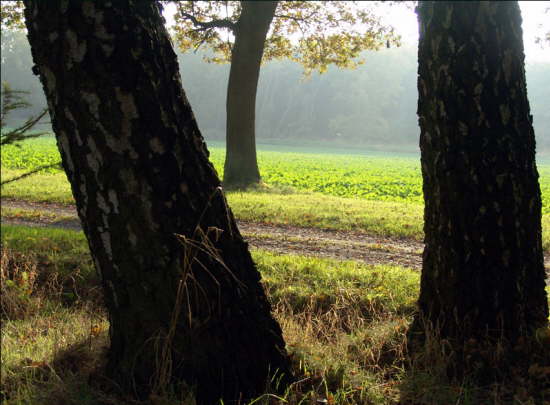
2 29 549 152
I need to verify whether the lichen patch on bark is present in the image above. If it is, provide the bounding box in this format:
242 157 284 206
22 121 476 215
65 29 87 69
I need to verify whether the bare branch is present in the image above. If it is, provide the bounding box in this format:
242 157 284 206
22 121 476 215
273 14 307 37
179 12 236 32
193 30 215 53
273 9 319 23
1 161 62 186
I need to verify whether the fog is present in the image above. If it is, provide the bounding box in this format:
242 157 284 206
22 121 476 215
2 29 549 153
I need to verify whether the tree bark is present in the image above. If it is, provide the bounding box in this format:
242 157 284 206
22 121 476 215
23 1 290 402
413 1 548 346
223 1 277 188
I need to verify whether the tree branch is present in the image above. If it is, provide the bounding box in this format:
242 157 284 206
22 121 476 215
273 13 306 22
274 9 319 24
194 29 215 53
0 161 62 186
179 12 236 32
273 14 307 37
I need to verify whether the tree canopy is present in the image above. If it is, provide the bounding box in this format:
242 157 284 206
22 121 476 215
0 1 24 29
172 1 401 75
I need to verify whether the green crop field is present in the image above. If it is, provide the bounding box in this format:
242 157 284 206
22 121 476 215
4 136 550 213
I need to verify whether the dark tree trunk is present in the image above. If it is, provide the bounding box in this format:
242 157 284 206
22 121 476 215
223 1 277 188
413 1 548 346
23 1 290 402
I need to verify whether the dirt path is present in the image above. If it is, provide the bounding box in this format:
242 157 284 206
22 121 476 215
1 198 423 269
2 198 550 281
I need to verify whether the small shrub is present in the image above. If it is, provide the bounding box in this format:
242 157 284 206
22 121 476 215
1 247 42 320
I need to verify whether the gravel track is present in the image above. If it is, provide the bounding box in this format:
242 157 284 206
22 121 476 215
2 198 550 282
1 198 423 269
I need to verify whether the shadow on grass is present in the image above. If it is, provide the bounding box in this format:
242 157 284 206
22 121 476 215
397 324 550 405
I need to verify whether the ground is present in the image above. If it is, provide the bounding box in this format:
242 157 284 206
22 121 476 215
0 197 422 270
2 197 550 404
3 198 550 283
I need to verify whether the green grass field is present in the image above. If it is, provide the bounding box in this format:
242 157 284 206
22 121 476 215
2 137 550 404
3 137 550 249
2 137 424 202
4 137 550 210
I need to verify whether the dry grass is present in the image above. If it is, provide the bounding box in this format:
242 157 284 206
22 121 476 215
1 248 42 320
0 245 110 405
1 227 549 405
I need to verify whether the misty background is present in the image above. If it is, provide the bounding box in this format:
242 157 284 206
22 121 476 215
2 29 549 153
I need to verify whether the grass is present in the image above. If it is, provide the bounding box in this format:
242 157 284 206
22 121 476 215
0 224 415 404
1 225 549 404
228 189 425 240
4 137 550 212
3 137 550 248
258 251 419 316
1 167 424 240
1 168 74 205
5 173 550 250
2 138 424 204
2 137 550 403
1 225 89 259
1 206 70 222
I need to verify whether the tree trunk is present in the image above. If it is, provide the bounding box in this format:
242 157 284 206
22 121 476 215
223 1 277 188
413 1 548 347
23 1 290 402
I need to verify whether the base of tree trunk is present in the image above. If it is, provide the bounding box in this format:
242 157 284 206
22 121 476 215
406 314 550 385
222 178 262 190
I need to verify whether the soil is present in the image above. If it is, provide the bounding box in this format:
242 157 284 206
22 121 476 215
2 198 549 282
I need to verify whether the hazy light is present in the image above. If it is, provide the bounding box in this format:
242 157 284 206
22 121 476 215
374 1 550 63
164 1 549 63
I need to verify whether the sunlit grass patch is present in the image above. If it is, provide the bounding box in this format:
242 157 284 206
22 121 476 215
4 137 550 214
255 251 419 317
1 168 74 204
1 167 426 240
1 311 109 405
0 136 60 172
277 313 409 404
1 224 89 261
543 215 550 252
2 138 424 205
1 206 69 222
1 225 97 311
3 137 550 249
228 190 425 240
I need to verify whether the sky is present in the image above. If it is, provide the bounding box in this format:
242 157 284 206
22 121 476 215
376 1 550 63
164 1 550 64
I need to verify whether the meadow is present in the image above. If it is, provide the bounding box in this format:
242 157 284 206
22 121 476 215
4 137 550 211
2 137 550 404
3 137 550 248
2 226 548 405
0 225 418 404
2 137 425 202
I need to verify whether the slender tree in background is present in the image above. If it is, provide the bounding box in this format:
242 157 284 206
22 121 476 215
173 1 400 187
0 82 58 186
0 82 47 146
24 1 290 402
413 0 548 351
219 1 276 187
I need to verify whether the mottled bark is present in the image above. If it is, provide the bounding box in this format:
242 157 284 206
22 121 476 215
223 1 277 188
414 1 548 345
23 1 290 402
